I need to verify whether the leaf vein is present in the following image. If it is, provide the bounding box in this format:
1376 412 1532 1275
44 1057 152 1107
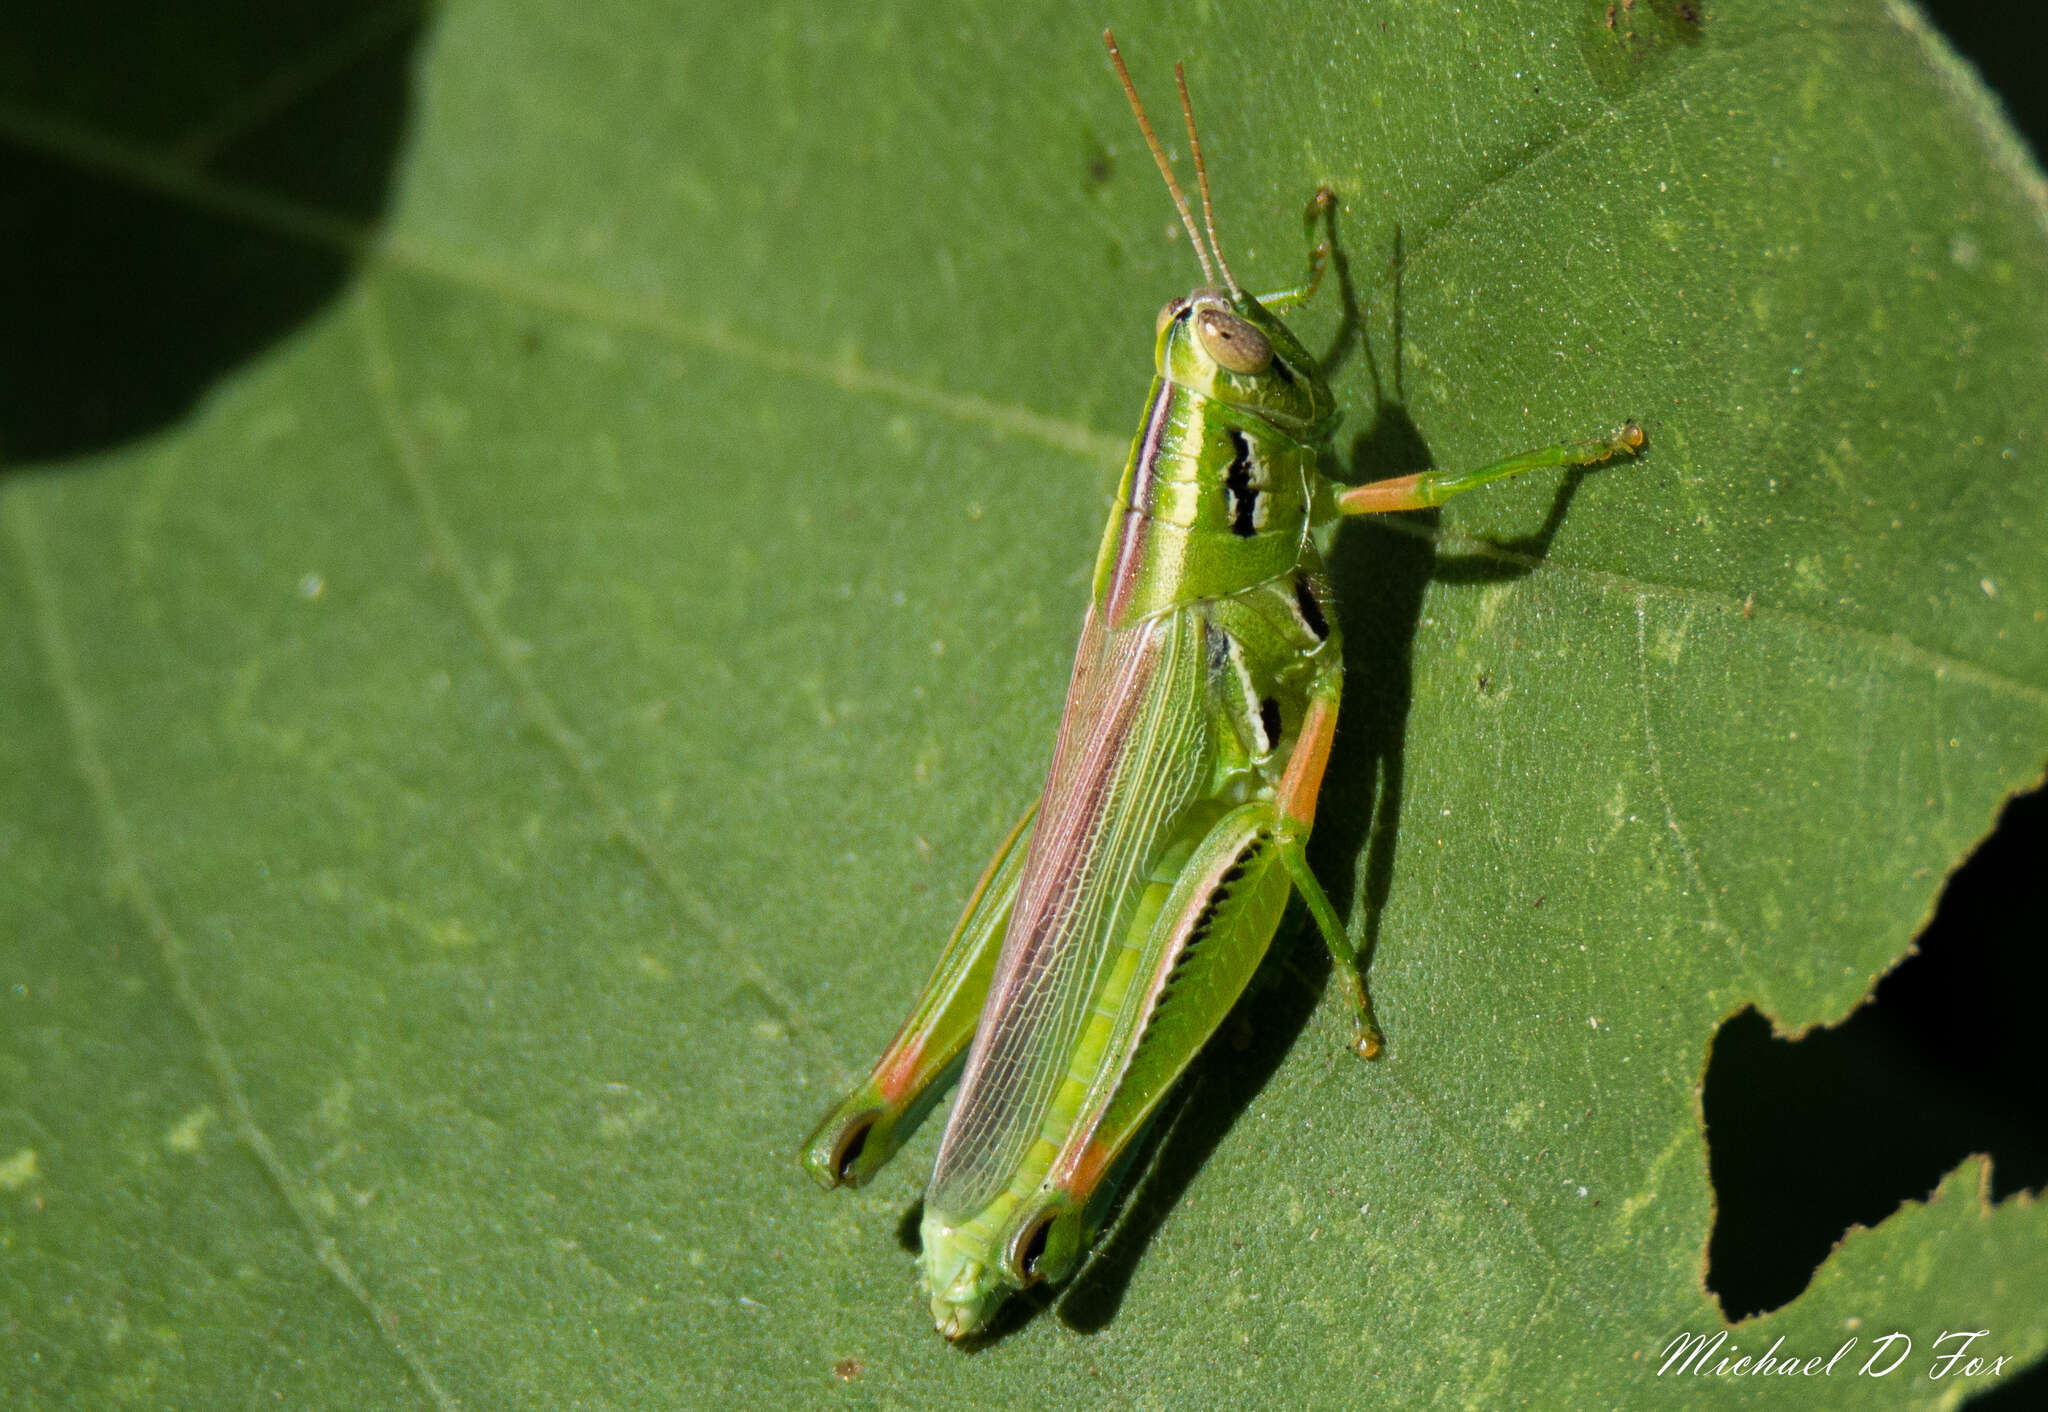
1631 594 1781 1014
352 286 847 1085
165 1 423 170
1408 517 2048 708
0 488 457 1412
0 102 1124 468
1379 1068 1567 1281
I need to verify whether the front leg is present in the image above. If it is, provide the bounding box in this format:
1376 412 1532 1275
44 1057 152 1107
1337 422 1643 515
1256 185 1338 313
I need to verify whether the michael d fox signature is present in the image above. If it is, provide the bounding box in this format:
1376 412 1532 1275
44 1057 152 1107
1658 1328 2015 1382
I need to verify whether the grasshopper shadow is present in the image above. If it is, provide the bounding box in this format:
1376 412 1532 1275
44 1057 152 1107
1057 219 1611 1334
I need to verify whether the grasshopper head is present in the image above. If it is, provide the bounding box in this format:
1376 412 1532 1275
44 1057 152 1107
1103 33 1336 440
1156 287 1334 437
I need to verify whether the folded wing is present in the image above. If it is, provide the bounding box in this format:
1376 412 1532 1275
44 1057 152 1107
926 603 1210 1221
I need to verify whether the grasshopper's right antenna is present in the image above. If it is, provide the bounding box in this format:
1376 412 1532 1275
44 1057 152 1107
1172 61 1240 298
1104 29 1218 287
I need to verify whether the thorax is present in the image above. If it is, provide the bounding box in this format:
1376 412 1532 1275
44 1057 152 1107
1092 377 1326 626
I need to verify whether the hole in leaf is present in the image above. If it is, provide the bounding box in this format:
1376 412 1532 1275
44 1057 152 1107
1703 784 2048 1322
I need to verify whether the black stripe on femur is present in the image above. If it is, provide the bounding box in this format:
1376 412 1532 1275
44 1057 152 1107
1163 889 1223 991
1268 357 1295 386
1164 836 1266 991
1224 429 1258 537
1259 697 1282 751
1293 575 1329 641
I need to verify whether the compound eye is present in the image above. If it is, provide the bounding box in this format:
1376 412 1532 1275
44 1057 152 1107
1195 308 1274 374
1156 295 1191 339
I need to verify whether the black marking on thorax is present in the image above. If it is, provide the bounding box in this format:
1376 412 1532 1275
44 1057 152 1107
1292 575 1330 641
1223 429 1259 537
1206 620 1278 757
1203 621 1229 674
1163 834 1268 992
1258 697 1283 751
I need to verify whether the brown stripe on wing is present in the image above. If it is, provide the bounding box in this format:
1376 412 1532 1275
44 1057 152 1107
926 605 1206 1219
1104 379 1176 625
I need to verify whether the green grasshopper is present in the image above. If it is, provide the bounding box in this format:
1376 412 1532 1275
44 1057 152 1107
802 31 1642 1339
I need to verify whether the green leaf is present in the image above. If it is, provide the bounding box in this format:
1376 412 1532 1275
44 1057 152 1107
4 0 2043 1406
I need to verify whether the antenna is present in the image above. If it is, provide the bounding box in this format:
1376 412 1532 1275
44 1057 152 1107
1103 30 1217 287
1173 62 1240 297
